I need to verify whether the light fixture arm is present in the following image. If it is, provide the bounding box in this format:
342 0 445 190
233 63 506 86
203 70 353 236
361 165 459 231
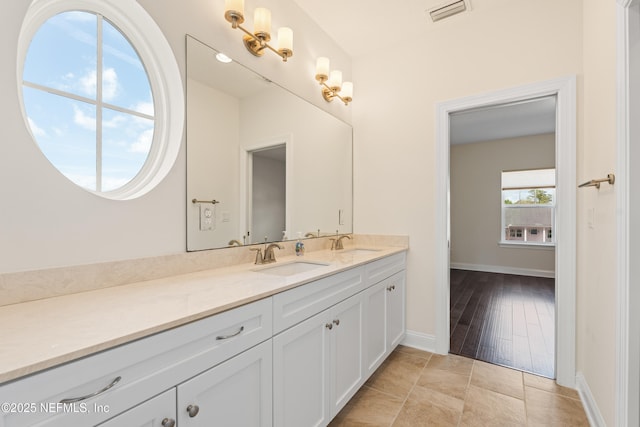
319 80 350 105
224 9 293 62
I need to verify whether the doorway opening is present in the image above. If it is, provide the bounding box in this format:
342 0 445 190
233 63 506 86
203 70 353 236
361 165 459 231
435 76 577 387
448 98 557 378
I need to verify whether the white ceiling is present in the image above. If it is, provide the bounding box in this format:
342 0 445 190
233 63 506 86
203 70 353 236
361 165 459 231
292 1 557 144
449 96 557 145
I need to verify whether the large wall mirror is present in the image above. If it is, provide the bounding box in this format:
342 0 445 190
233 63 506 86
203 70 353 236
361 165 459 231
186 35 353 251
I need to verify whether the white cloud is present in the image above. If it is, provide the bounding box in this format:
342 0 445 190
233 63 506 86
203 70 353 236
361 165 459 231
103 114 127 129
79 70 97 98
73 105 95 131
132 101 154 116
78 67 118 101
102 68 118 101
27 117 47 137
129 128 154 154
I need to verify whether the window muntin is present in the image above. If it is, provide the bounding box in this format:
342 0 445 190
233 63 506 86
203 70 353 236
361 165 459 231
501 168 555 245
22 11 154 193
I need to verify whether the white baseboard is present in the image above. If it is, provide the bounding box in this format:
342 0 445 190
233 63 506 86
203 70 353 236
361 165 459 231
401 330 438 353
576 372 606 426
450 262 555 278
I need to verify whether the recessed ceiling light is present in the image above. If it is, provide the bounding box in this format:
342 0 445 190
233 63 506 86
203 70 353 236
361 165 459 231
215 52 232 63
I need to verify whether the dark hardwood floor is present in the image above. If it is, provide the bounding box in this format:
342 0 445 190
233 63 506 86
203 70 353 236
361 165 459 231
449 269 555 378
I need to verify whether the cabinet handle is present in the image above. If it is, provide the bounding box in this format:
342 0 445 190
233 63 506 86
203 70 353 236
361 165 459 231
59 376 121 403
325 323 333 330
387 285 396 291
333 319 340 326
162 418 176 427
216 325 244 340
187 404 200 417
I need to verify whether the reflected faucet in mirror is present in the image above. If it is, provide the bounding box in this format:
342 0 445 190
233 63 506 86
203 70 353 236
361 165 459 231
228 239 243 246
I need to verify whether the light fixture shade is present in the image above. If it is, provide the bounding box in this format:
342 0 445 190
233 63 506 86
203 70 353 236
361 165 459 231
341 82 353 100
224 0 245 24
316 57 330 81
278 27 293 52
328 70 342 91
254 8 271 37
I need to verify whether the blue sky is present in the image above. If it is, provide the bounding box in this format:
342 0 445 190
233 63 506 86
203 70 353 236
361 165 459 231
22 11 154 192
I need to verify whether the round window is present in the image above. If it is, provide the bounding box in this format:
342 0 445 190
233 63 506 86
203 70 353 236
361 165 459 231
18 0 183 199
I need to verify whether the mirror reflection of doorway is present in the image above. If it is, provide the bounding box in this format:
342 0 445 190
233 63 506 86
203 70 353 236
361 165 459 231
249 145 286 243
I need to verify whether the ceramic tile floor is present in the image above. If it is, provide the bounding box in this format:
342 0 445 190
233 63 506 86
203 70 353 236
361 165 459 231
329 346 589 426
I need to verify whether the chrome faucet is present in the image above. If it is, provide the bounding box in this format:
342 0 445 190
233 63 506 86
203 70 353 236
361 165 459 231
264 243 283 263
331 234 351 250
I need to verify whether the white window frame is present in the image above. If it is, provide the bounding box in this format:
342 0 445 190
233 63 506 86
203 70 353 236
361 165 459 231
500 169 556 248
17 0 184 200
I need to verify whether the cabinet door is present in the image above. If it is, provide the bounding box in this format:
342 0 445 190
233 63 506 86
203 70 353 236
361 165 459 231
177 340 272 427
273 310 330 427
329 294 364 417
363 280 387 376
97 388 176 427
386 271 406 350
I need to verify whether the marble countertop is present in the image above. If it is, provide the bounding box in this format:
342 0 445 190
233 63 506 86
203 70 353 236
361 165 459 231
0 245 407 384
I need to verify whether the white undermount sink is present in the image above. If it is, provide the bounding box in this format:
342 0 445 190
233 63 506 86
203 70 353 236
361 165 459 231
252 260 330 276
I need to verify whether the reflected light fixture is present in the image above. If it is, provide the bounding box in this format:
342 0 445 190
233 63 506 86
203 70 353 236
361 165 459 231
315 57 353 105
224 0 293 62
215 52 233 63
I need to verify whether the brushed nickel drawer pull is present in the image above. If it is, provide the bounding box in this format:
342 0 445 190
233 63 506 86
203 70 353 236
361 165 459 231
216 325 245 340
333 319 340 326
325 323 333 330
59 376 122 403
162 418 176 427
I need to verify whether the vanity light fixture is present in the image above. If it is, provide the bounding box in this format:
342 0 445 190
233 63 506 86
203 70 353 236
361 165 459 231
315 57 353 105
224 0 293 62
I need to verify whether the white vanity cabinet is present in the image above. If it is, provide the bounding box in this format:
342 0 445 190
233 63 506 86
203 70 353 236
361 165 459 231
0 249 407 427
0 298 272 427
176 340 272 427
272 252 406 427
363 270 406 376
273 292 364 427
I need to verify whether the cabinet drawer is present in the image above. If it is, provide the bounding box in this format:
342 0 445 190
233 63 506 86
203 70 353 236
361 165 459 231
97 388 176 427
273 267 365 334
0 298 272 427
365 252 406 285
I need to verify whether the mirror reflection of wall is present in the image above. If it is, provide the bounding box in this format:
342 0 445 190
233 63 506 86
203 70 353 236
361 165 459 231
186 35 353 251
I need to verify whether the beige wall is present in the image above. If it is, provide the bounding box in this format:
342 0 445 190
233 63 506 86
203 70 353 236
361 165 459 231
352 0 582 348
578 0 618 423
450 134 555 274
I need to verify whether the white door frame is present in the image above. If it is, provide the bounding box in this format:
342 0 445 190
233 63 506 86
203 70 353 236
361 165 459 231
239 134 293 244
435 76 577 387
616 0 639 425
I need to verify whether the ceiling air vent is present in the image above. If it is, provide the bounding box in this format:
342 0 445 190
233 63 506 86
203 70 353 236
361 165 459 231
428 0 469 22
